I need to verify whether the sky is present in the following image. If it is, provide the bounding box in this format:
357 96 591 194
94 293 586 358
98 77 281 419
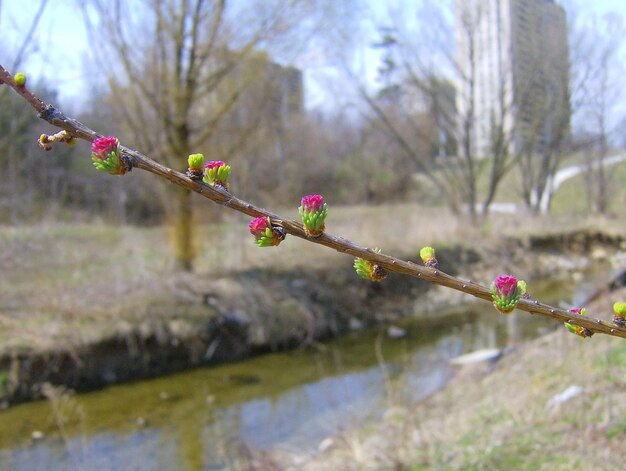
1 0 625 113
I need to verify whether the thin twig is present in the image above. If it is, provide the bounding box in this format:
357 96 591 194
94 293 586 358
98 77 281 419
1 63 625 340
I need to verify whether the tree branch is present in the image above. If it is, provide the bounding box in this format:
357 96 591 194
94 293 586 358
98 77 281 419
1 63 625 340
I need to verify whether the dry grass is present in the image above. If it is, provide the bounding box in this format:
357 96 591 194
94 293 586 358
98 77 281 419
0 224 169 352
0 205 621 355
203 204 469 273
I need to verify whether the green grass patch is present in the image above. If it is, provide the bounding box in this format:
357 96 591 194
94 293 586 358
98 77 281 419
551 159 626 217
595 341 626 368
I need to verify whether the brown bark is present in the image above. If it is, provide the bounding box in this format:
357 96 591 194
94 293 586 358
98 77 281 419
171 186 194 271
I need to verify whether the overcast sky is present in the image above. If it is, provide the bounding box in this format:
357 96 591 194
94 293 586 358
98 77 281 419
1 0 625 114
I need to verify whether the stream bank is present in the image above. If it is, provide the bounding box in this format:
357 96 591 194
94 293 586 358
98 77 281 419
1 229 624 405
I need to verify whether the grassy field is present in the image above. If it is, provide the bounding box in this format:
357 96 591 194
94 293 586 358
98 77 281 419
0 179 624 355
461 150 626 215
1 204 462 354
551 159 626 216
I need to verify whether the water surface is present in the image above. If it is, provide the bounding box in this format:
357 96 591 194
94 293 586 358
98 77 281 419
0 270 599 470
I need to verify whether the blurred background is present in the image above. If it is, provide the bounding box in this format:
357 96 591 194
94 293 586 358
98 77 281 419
1 0 626 469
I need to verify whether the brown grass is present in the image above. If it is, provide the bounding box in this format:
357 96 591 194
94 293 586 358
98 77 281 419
0 205 621 355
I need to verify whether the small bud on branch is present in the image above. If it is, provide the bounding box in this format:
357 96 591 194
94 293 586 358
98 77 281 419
354 248 388 282
565 308 593 338
186 153 205 180
14 72 26 87
38 130 77 151
249 216 285 247
299 194 328 237
613 302 626 327
203 160 231 189
91 136 130 175
490 274 526 314
420 246 438 268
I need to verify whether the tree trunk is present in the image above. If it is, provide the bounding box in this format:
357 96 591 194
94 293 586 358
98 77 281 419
171 186 194 272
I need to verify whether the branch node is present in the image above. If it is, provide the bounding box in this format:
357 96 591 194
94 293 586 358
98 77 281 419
38 104 64 124
120 155 133 173
186 169 203 181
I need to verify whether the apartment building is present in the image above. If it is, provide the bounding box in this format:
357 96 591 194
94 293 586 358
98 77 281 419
455 0 569 157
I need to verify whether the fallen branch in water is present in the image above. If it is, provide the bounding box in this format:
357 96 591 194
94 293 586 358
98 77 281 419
1 64 625 340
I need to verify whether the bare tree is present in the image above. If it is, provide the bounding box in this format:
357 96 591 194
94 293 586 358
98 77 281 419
514 2 572 214
82 0 356 271
355 1 519 222
0 0 49 223
574 13 625 214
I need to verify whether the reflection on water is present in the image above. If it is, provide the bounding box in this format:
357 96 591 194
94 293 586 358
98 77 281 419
0 271 591 470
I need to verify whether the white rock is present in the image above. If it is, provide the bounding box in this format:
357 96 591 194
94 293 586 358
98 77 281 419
349 317 364 331
318 437 334 452
546 385 584 410
591 247 608 260
387 326 406 339
450 348 502 365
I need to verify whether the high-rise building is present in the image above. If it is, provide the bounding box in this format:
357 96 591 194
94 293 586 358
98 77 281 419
455 0 569 157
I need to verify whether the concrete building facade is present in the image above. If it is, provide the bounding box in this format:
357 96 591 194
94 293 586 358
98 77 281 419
455 0 569 157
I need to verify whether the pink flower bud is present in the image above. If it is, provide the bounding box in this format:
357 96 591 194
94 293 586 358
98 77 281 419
301 194 325 213
92 136 119 160
565 307 592 337
248 217 269 239
203 160 231 189
205 160 226 171
492 274 518 297
248 216 285 247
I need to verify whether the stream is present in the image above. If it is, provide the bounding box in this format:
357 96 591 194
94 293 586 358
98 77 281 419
0 269 607 470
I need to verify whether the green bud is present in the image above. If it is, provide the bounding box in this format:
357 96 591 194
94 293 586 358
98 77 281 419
420 246 435 261
353 248 387 282
14 72 26 87
188 153 205 171
613 302 626 318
